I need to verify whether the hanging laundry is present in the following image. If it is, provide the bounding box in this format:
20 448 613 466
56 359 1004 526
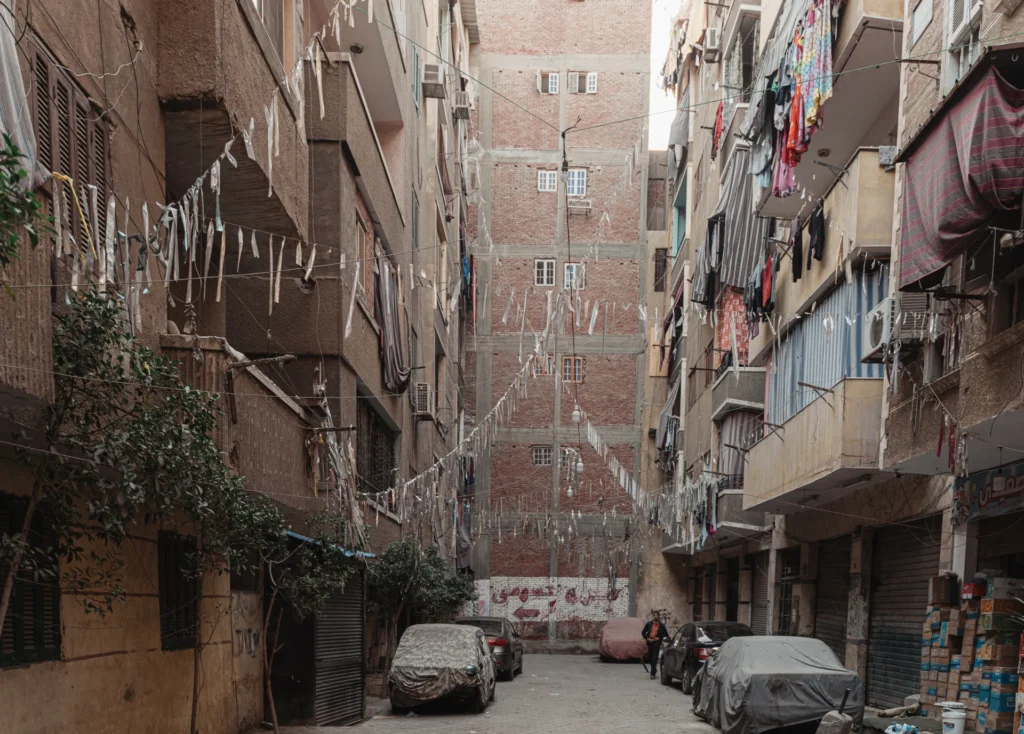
711 100 724 161
807 202 825 268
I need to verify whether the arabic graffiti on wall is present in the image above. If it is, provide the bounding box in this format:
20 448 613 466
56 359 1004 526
464 576 630 622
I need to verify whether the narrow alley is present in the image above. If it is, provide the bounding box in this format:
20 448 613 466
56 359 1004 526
356 655 714 734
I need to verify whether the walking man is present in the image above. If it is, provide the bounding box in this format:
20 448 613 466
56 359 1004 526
642 610 669 680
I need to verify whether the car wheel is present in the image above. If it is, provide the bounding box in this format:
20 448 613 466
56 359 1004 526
502 665 514 682
391 704 409 716
517 655 524 675
660 664 672 686
680 664 694 695
468 692 486 714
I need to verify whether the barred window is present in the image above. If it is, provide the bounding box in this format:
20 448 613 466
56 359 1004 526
158 531 197 651
531 446 553 466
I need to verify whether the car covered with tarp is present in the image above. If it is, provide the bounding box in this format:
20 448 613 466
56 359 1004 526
693 636 864 734
598 617 648 661
388 624 496 714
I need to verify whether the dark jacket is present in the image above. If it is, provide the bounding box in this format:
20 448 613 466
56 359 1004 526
642 620 669 643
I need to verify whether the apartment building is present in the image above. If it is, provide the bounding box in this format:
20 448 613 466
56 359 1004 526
465 0 676 643
0 0 473 731
654 0 972 709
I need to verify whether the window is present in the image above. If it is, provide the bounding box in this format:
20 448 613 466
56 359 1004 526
158 531 198 651
413 47 422 111
538 72 559 94
535 354 555 375
250 0 284 61
944 24 980 93
535 258 555 287
910 0 933 47
562 355 583 383
567 72 598 94
564 262 585 290
356 401 397 497
537 170 558 192
0 492 61 666
566 168 587 198
654 248 668 293
31 40 110 256
531 446 553 466
357 213 373 299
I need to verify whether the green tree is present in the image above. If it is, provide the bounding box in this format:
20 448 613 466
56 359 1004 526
0 134 49 295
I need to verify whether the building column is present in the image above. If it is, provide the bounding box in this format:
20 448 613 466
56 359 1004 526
846 527 873 680
948 518 978 583
738 556 753 627
793 542 818 637
714 561 728 621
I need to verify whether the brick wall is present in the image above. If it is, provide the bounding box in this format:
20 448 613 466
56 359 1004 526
562 166 642 244
558 357 638 425
565 72 648 149
473 0 652 55
490 163 559 245
490 69 561 150
715 287 750 366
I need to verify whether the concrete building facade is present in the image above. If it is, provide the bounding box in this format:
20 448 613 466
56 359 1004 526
0 0 475 731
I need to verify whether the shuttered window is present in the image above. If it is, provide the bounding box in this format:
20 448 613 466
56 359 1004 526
0 492 61 667
158 531 198 651
30 39 111 252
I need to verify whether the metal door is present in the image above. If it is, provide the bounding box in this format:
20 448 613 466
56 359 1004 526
868 517 941 708
314 571 365 726
814 536 851 664
749 552 769 635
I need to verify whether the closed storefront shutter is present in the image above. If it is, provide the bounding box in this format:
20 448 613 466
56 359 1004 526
750 552 769 635
315 571 365 726
978 512 1024 565
708 563 719 621
868 517 941 708
814 536 851 664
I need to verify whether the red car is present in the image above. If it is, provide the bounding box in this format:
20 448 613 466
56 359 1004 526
598 617 648 661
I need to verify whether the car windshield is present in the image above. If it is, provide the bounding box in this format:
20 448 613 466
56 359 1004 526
696 624 750 643
457 619 503 636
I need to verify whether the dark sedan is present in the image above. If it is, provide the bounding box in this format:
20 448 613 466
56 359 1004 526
660 621 753 693
454 616 525 681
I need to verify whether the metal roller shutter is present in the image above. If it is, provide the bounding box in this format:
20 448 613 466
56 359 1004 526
750 552 770 635
315 572 365 726
867 517 941 708
814 536 851 664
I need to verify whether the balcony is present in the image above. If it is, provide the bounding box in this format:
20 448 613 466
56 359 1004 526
158 0 308 240
662 483 770 554
711 366 765 422
756 0 902 219
750 148 895 362
744 378 887 513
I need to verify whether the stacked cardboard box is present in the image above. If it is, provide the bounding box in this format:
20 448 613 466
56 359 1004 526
924 597 962 717
963 579 1024 734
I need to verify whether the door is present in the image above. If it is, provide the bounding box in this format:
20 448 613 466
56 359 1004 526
749 552 769 635
814 536 851 664
664 624 691 678
868 517 941 708
725 558 740 622
314 571 365 726
777 548 800 635
707 563 718 620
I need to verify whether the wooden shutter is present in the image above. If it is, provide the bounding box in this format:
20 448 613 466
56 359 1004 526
567 72 579 94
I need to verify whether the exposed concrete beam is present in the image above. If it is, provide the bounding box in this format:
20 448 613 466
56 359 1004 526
470 334 644 353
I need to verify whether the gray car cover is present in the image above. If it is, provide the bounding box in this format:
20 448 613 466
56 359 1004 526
388 624 496 707
694 637 864 734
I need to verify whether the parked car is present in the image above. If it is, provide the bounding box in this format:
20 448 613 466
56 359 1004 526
454 616 525 680
388 624 496 714
598 617 648 661
661 620 753 693
693 636 864 734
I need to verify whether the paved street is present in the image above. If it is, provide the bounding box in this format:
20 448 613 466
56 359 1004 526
355 655 716 733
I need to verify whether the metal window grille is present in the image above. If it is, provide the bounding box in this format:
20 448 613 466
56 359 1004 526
158 531 198 651
531 446 553 466
357 402 397 500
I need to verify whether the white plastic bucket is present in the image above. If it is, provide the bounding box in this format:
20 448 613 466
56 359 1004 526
940 701 966 734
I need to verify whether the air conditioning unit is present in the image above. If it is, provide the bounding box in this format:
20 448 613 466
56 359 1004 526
567 199 592 214
422 64 447 99
704 27 722 62
862 293 930 363
867 297 894 356
413 382 435 419
452 90 471 120
950 0 982 45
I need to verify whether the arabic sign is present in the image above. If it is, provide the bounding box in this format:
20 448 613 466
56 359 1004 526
956 459 1024 521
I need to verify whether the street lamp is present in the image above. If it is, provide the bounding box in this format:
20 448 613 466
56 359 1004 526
571 405 582 423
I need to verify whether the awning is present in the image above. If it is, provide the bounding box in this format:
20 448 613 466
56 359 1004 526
708 148 771 290
668 85 690 178
285 530 376 559
898 63 1024 289
692 242 712 306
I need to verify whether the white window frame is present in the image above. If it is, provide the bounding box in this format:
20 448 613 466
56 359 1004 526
538 71 559 94
562 356 583 383
910 0 932 47
537 170 558 192
534 354 554 375
531 445 553 466
586 72 598 94
564 262 585 290
566 168 587 198
535 258 556 287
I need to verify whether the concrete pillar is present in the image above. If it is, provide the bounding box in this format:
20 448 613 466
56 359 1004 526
767 547 780 634
845 527 873 680
738 556 753 627
950 519 978 584
794 542 818 637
